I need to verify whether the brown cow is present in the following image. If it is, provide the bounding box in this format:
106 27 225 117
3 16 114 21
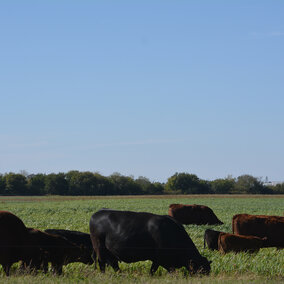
0 211 43 276
218 232 267 254
232 214 284 248
26 228 93 274
168 204 223 225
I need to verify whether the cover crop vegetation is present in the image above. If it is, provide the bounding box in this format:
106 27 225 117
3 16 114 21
0 195 283 283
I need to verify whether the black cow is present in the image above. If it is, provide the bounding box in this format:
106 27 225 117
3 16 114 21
0 211 44 276
44 229 95 266
204 229 223 250
89 209 211 275
26 228 93 274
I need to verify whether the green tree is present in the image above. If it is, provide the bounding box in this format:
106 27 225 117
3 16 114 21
135 176 164 194
4 173 27 195
66 171 115 195
44 173 68 195
199 179 212 194
270 183 284 194
93 173 114 195
66 170 84 195
69 171 99 195
27 174 46 195
109 173 143 195
211 178 235 194
165 172 209 194
147 182 164 194
234 175 268 194
135 176 152 194
0 174 6 194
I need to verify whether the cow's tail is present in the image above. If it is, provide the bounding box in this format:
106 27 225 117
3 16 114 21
203 233 206 249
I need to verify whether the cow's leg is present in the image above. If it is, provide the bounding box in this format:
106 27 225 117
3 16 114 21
98 259 106 273
57 266 63 275
166 267 176 273
150 262 159 275
42 260 48 274
52 263 63 275
248 249 258 254
96 246 108 273
108 258 120 272
101 248 119 272
19 261 27 273
21 259 39 274
19 261 24 271
185 261 195 276
3 263 11 276
91 250 97 270
93 238 107 273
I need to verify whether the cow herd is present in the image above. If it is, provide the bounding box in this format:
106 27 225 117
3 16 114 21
169 204 283 254
0 203 283 277
203 213 284 254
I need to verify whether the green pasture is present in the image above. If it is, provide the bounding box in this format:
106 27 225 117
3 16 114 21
0 195 283 283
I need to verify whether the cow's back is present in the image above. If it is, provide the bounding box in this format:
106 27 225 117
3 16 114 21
0 211 27 234
168 204 195 224
29 228 82 260
169 204 223 225
44 229 93 249
0 211 29 250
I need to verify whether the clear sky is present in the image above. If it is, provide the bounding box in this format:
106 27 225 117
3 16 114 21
1 1 284 182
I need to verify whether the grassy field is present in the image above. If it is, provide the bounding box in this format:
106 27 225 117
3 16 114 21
0 195 283 283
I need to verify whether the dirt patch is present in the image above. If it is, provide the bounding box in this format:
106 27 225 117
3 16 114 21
0 194 283 203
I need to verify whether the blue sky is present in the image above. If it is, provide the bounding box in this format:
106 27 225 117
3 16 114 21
1 1 284 182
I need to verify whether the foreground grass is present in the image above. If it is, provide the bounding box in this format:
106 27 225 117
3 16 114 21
0 195 283 282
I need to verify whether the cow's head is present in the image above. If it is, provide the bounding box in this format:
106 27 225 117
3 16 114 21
189 256 211 275
72 245 94 265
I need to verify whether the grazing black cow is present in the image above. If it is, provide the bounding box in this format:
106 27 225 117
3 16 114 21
204 229 223 250
89 209 211 275
26 228 93 274
44 229 95 266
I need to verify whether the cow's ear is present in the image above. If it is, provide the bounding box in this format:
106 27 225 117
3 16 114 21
209 260 212 264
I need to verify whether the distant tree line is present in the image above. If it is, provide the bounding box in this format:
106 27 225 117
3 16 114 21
0 171 283 196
